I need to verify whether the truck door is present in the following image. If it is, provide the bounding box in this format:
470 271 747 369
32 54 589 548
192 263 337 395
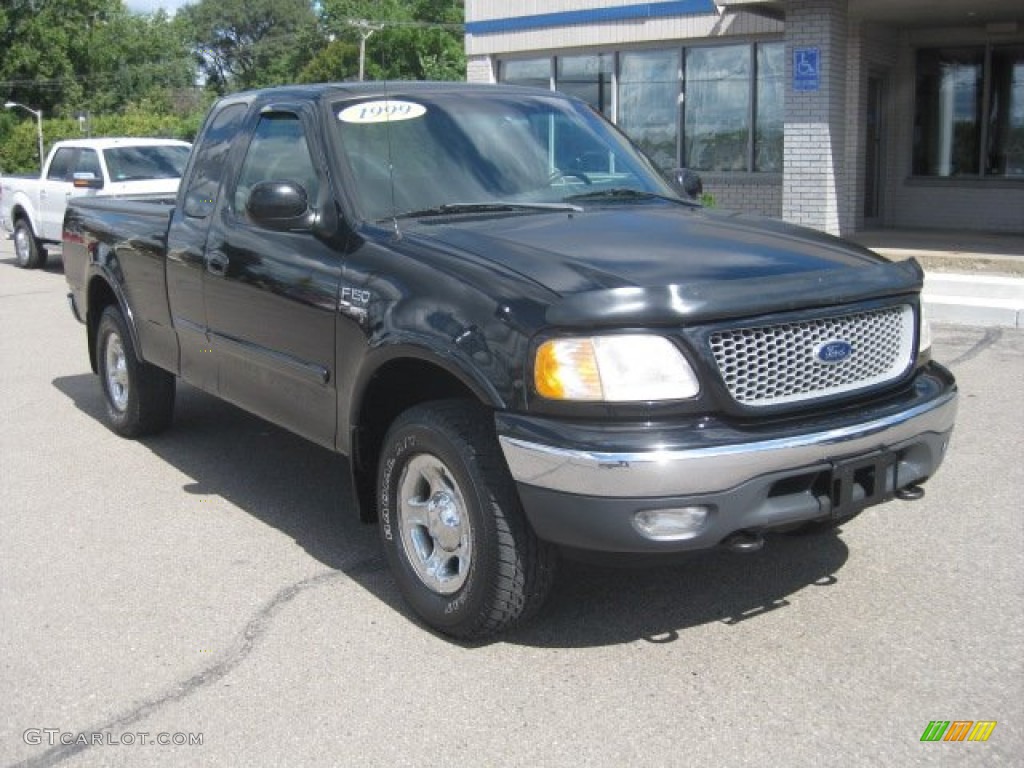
166 103 248 392
39 146 101 240
203 108 342 448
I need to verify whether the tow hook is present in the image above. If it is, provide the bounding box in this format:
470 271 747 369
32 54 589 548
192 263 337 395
722 531 765 554
895 485 925 501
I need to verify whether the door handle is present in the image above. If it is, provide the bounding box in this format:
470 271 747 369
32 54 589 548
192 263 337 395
207 252 229 276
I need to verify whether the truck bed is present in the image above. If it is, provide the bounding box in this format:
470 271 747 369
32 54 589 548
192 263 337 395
63 195 178 340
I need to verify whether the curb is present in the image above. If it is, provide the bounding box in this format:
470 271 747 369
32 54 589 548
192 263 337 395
923 273 1024 329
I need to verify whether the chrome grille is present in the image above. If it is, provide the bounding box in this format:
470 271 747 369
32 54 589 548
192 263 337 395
709 305 915 407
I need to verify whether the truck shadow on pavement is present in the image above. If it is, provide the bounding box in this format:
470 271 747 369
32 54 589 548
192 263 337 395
0 252 65 274
53 373 850 649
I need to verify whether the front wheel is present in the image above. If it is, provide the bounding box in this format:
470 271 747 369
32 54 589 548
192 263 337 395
12 219 47 269
95 305 176 437
378 400 557 639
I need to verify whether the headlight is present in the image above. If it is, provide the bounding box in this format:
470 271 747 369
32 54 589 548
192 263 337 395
534 335 700 401
918 302 932 356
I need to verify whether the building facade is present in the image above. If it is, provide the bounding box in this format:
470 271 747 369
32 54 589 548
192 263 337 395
464 0 1024 236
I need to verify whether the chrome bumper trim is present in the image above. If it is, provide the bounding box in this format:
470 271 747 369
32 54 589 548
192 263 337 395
499 390 957 498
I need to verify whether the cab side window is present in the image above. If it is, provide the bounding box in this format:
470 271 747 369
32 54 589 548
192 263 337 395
183 103 247 219
76 149 101 179
234 113 319 218
46 148 76 181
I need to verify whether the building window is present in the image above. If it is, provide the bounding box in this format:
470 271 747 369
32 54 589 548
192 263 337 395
618 49 681 171
682 42 783 173
989 45 1024 177
755 42 785 172
914 45 1024 178
498 41 784 174
556 54 614 118
500 58 552 90
684 44 750 172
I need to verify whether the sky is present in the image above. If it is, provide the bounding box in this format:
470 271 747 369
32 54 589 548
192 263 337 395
125 0 191 14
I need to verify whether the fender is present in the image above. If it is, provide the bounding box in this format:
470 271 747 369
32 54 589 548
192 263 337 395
346 338 506 444
343 338 508 523
84 248 145 373
9 199 40 237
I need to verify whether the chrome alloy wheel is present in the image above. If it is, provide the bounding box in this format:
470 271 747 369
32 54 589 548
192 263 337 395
104 332 130 412
397 454 473 595
13 225 31 264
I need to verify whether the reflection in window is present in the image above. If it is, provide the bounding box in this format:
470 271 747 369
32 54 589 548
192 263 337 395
47 148 75 181
184 103 247 218
77 150 101 179
556 54 613 117
104 145 189 181
914 48 983 176
235 113 318 217
988 45 1024 177
684 45 751 172
755 43 784 172
499 58 551 90
619 49 680 171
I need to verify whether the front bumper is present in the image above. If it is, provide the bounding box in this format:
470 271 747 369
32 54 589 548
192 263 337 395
497 363 957 554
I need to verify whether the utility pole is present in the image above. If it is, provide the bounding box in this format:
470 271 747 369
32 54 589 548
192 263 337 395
348 20 385 81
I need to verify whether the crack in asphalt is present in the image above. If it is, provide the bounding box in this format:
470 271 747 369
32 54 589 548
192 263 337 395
9 555 387 768
944 327 1003 369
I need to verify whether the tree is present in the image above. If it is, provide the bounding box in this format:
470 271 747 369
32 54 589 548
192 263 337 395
180 0 321 93
0 1 195 116
315 0 464 82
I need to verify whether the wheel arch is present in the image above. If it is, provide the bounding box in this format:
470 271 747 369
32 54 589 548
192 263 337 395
85 272 143 374
11 204 33 230
348 348 504 524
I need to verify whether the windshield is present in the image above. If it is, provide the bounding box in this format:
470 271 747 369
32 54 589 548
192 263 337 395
331 90 681 221
103 144 191 182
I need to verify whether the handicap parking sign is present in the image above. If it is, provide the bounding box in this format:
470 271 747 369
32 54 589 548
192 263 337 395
793 47 820 92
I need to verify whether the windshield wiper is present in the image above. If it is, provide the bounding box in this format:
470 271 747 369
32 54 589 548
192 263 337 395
392 201 583 219
562 188 692 205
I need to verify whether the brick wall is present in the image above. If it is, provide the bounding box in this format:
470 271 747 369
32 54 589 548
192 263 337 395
702 175 783 218
466 55 495 84
782 0 850 235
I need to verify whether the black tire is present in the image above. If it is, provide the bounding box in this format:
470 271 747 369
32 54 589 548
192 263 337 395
95 305 176 437
377 400 558 639
13 219 47 269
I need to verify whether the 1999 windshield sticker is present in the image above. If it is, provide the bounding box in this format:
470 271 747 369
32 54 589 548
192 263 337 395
338 100 426 124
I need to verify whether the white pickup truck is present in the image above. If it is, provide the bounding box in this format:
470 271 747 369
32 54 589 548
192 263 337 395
1 137 191 268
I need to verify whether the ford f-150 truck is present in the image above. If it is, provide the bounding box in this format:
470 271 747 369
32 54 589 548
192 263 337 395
63 83 957 638
2 137 191 268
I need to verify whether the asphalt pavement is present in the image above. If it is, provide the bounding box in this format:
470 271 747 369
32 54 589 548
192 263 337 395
1 240 1022 767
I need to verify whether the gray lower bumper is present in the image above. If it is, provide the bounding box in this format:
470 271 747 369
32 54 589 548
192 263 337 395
497 366 957 553
500 390 957 499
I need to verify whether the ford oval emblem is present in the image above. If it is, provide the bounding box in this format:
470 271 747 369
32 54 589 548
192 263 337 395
815 340 853 364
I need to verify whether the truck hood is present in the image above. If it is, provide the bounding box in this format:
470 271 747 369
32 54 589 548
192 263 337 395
406 204 923 326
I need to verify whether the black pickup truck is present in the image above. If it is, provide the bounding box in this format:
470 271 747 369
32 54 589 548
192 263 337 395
63 82 957 638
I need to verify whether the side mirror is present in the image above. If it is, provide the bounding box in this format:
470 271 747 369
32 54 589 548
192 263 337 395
247 181 313 231
73 172 103 190
668 168 703 201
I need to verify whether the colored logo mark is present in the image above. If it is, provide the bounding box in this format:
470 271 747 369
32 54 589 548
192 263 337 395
815 339 853 364
920 720 997 742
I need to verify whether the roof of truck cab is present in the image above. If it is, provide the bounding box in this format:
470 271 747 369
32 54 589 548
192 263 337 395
223 81 570 105
49 138 192 150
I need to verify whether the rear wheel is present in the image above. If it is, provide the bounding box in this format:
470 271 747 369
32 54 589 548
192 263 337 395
13 219 47 269
95 305 175 437
378 400 557 639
